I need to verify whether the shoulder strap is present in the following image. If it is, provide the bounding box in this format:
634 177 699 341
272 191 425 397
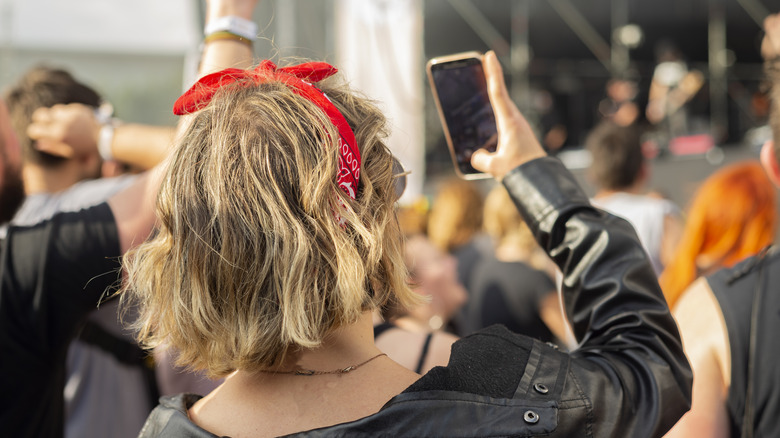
415 333 434 374
741 246 772 438
77 321 160 407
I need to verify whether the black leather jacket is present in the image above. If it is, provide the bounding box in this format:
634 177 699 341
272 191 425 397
139 157 692 438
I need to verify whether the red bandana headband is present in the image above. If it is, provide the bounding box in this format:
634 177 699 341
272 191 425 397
173 60 361 202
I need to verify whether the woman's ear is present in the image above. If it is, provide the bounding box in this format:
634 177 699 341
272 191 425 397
760 140 780 187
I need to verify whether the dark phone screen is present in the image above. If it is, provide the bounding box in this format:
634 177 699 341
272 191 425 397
431 58 497 175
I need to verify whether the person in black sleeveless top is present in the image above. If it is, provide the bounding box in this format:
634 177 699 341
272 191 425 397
666 13 780 437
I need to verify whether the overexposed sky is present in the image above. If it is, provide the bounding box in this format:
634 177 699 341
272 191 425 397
3 0 199 53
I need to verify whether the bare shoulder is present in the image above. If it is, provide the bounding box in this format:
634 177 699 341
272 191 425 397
419 331 458 373
432 330 459 356
673 277 730 385
665 277 731 438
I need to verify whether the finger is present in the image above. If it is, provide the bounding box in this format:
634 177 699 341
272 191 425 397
471 148 493 173
483 51 514 123
27 121 67 143
26 122 51 140
30 107 53 123
33 139 74 158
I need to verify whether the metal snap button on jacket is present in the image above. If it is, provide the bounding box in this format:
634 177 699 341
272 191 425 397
534 383 549 394
523 410 540 424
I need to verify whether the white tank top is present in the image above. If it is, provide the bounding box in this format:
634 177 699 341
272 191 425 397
592 193 679 275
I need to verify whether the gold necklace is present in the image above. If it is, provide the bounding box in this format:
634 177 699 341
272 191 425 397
260 353 387 376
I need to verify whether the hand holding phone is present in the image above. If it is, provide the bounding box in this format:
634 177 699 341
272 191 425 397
427 51 498 179
471 51 546 180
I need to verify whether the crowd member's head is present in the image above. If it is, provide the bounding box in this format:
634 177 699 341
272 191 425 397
381 234 467 330
660 161 777 307
396 197 429 236
0 98 25 223
585 121 645 192
483 184 548 270
4 66 103 188
124 61 422 377
427 177 484 252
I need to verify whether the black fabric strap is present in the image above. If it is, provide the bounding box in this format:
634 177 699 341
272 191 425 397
415 333 434 374
741 247 771 438
77 321 160 407
78 321 146 366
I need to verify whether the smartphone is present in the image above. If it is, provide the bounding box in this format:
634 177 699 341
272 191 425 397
427 51 497 179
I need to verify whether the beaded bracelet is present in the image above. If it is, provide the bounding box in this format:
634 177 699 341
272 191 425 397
204 30 253 48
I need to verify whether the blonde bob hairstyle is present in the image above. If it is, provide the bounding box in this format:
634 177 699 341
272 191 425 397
123 64 420 377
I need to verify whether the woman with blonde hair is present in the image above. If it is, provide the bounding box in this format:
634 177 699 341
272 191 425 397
659 161 777 308
129 50 691 436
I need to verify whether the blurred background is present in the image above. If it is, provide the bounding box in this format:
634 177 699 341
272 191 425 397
1 0 778 207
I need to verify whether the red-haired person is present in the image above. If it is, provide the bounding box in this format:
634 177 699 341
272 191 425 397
659 161 776 308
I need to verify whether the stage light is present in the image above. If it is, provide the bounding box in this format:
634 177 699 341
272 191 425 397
614 24 643 49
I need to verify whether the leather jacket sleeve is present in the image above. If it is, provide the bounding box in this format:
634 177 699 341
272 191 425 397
503 157 692 437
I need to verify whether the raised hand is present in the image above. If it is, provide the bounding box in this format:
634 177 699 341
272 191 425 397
26 103 100 159
470 51 546 180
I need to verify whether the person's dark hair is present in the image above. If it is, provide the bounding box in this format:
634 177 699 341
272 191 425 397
3 66 101 166
585 121 644 191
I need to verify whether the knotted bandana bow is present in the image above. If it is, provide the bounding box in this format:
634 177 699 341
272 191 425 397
173 60 361 202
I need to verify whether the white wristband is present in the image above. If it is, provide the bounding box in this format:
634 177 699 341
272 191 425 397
94 102 117 161
204 15 258 40
98 121 116 161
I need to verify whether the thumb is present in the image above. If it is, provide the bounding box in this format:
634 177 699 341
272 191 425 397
471 148 493 174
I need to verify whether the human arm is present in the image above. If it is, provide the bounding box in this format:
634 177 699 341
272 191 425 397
646 79 670 124
24 0 258 252
537 291 570 346
663 278 730 438
473 51 692 436
108 0 258 253
27 103 175 171
646 62 703 124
